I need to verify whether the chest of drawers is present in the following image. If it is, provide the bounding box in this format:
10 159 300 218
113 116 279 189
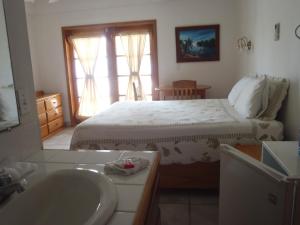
36 93 64 139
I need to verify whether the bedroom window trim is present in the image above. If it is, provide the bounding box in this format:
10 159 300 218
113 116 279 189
62 20 159 125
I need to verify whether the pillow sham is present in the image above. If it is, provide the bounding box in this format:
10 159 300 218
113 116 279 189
234 76 267 118
228 76 252 106
259 76 289 120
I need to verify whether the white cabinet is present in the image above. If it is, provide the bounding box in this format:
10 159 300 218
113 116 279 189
219 142 300 225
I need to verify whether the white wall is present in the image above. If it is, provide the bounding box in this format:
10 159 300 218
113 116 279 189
237 0 300 140
0 0 41 162
26 0 239 124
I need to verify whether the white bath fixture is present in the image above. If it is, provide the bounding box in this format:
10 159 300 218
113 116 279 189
0 169 118 225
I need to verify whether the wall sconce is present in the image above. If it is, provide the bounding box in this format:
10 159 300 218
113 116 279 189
295 25 300 40
237 36 253 51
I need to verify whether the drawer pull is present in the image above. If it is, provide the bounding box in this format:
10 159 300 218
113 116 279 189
268 193 277 205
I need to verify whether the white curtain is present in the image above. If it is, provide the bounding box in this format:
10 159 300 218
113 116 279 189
120 33 147 101
70 36 100 118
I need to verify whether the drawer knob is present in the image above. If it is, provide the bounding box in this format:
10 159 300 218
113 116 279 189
268 193 277 205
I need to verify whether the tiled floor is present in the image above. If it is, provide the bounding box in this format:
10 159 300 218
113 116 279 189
43 127 75 150
159 189 219 225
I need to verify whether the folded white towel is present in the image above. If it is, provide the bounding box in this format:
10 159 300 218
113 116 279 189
104 157 149 176
2 162 38 181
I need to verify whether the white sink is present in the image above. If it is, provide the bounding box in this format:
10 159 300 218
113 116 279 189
0 169 118 225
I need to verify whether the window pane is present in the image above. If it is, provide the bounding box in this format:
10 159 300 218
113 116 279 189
118 96 126 102
97 96 111 112
94 57 108 77
144 34 150 55
75 60 85 78
74 50 79 59
115 36 125 56
116 34 150 55
95 77 110 97
76 78 85 97
140 55 151 75
98 37 107 57
145 95 152 101
117 56 130 75
118 76 129 95
140 76 152 95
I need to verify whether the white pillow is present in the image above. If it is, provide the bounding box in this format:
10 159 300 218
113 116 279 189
228 76 252 106
259 76 289 120
234 76 267 118
255 74 269 118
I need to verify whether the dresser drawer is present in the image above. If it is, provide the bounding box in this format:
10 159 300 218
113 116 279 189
40 125 48 138
38 113 47 126
47 106 63 122
45 94 62 111
48 116 64 133
37 100 46 114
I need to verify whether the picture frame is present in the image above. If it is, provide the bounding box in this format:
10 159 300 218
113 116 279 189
175 24 220 63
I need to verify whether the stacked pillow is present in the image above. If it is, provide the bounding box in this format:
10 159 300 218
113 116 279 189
259 77 289 120
228 75 289 119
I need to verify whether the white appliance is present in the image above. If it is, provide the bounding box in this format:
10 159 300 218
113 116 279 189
219 142 300 225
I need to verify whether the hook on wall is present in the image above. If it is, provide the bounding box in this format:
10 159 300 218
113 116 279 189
237 36 253 51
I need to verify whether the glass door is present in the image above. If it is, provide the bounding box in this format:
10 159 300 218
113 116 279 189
115 33 153 101
73 36 111 114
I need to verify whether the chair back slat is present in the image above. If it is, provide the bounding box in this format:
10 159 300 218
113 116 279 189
172 87 199 100
172 80 197 88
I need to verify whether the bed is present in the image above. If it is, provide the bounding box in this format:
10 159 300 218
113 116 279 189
70 99 283 189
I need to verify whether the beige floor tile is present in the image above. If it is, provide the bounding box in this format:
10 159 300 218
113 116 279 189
160 204 189 225
43 127 74 150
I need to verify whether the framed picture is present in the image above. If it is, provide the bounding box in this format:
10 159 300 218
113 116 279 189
175 24 220 63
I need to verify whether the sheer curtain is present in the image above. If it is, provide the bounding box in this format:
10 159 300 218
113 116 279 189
70 36 101 118
120 33 147 101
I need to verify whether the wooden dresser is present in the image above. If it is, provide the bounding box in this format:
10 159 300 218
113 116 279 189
36 93 64 139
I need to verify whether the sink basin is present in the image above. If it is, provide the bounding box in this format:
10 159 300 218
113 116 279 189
0 169 118 225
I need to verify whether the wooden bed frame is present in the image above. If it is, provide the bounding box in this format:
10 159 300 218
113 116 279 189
159 161 220 189
158 145 263 189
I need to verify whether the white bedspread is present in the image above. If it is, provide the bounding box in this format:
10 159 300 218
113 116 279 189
70 99 283 164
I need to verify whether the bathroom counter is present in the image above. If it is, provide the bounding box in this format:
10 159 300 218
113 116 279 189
24 149 160 225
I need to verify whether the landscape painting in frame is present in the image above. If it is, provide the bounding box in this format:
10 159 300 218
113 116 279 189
175 24 220 62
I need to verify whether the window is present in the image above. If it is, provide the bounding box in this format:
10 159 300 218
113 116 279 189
115 34 153 101
73 36 111 112
63 21 159 125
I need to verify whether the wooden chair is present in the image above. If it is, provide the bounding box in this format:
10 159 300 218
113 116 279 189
133 82 144 101
133 82 138 101
171 80 199 100
172 80 197 88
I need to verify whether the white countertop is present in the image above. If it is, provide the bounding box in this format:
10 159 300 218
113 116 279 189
23 149 158 225
263 141 300 178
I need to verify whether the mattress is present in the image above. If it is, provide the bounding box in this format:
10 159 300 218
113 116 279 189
70 99 283 165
